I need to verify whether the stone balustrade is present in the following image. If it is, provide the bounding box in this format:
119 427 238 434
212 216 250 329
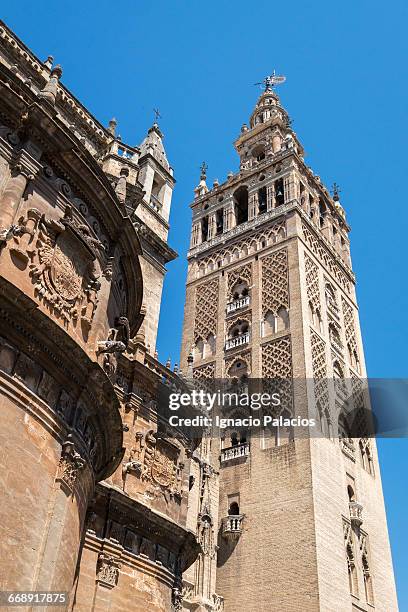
226 295 250 314
225 332 250 351
221 443 250 463
349 501 363 527
222 514 245 539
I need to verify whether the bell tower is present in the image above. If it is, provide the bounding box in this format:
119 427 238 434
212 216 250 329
181 75 398 611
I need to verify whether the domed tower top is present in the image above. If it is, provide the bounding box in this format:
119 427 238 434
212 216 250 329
249 72 289 129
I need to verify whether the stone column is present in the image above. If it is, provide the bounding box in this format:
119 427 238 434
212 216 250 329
223 201 235 232
272 133 282 153
0 165 33 238
190 221 201 248
207 212 217 240
284 172 296 203
266 183 275 211
248 191 258 220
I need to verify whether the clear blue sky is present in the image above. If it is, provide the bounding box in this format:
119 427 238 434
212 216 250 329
3 0 407 605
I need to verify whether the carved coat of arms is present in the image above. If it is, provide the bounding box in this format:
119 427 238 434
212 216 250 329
16 206 104 326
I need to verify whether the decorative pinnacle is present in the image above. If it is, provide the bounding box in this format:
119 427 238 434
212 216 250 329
332 182 341 201
254 70 286 92
200 161 208 181
108 117 117 136
44 55 54 70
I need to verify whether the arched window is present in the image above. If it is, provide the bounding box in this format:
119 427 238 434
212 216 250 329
215 208 224 234
325 283 337 311
263 311 276 336
360 438 374 475
347 485 355 502
329 323 342 349
234 186 249 225
258 186 267 214
276 306 289 331
275 179 284 207
252 144 266 162
195 338 205 360
229 501 240 516
230 279 249 302
207 333 216 356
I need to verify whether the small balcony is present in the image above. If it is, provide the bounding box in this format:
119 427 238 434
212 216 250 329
149 193 162 212
222 514 244 539
340 437 356 461
326 296 340 319
225 332 250 351
221 443 250 463
349 501 363 528
226 295 250 314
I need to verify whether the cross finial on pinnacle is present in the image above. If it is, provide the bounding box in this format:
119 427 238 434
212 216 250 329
200 161 208 180
255 70 286 92
332 182 341 201
153 107 161 123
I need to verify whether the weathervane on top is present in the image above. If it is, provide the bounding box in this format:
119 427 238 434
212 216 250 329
255 70 286 92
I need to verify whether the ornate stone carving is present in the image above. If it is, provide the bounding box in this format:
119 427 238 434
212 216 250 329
342 297 358 355
125 430 183 499
194 279 219 343
261 248 289 316
193 362 216 380
310 329 329 415
305 254 321 311
261 336 292 411
11 206 102 326
227 263 252 294
96 553 121 589
172 580 183 612
302 221 351 293
98 316 130 378
56 435 85 493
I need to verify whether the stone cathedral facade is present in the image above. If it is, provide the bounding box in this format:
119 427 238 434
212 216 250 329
0 20 398 612
180 80 398 611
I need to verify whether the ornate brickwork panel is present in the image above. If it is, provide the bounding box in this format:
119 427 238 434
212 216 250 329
310 329 329 412
196 220 286 276
194 279 219 342
227 263 252 293
226 312 251 334
224 351 252 377
302 221 351 293
305 254 321 311
261 248 289 316
193 362 216 380
261 336 292 378
261 336 292 411
342 297 357 352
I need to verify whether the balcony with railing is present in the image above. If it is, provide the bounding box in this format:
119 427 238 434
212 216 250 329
226 295 250 314
222 514 244 539
149 193 163 212
220 443 250 463
225 332 250 351
349 501 363 528
326 295 340 319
